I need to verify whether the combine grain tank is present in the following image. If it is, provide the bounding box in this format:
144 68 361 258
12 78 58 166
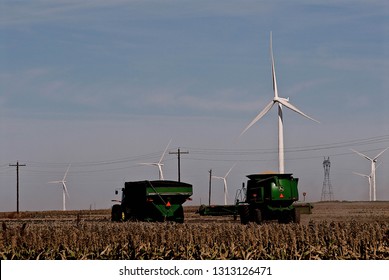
112 180 193 223
237 173 300 224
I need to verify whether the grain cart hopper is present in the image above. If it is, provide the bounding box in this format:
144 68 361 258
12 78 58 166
111 180 193 223
237 173 300 224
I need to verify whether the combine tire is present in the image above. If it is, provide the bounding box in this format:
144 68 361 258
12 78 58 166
253 209 262 224
238 205 250 225
111 204 122 222
278 209 300 224
278 211 292 224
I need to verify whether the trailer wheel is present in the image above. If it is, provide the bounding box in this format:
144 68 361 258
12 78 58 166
253 209 262 224
174 206 185 223
238 205 250 225
111 204 122 222
292 208 301 224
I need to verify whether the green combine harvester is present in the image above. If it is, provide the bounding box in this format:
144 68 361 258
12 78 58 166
237 173 301 224
111 180 193 223
198 173 312 224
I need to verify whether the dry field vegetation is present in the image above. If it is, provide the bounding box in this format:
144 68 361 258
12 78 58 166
1 202 389 260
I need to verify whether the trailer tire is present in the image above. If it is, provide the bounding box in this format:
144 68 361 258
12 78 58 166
253 209 262 224
111 204 122 222
238 205 250 225
292 208 301 224
175 206 184 223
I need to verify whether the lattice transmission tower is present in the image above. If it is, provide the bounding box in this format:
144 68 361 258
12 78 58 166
321 157 334 201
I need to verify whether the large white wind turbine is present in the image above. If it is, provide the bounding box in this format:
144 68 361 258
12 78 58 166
212 164 236 205
351 147 388 201
140 139 172 180
48 164 71 211
240 32 319 174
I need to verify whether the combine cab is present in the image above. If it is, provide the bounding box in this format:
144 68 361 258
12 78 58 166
237 173 300 224
112 180 193 223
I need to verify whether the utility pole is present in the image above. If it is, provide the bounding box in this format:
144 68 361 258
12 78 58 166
209 169 212 206
9 161 26 214
169 148 189 182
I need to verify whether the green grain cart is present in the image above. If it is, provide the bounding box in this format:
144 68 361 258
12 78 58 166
237 173 300 224
111 180 193 223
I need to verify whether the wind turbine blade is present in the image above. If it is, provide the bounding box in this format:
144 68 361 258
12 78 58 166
353 172 369 178
373 147 389 160
139 163 157 166
223 178 228 194
270 31 278 99
158 164 164 180
63 164 71 181
240 100 274 137
159 138 172 164
212 176 224 180
277 98 320 123
62 182 70 198
225 163 236 178
350 149 372 161
48 180 61 184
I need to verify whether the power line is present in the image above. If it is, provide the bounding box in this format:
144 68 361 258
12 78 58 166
2 134 389 177
182 134 389 155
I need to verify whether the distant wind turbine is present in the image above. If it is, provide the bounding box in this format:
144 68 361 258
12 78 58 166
140 139 172 180
351 148 388 201
212 164 236 205
48 164 71 211
353 161 382 202
240 32 319 173
353 171 372 201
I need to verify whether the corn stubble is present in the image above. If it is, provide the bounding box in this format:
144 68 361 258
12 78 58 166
1 221 388 260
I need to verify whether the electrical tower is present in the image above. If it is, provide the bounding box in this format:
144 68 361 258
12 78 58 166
321 157 334 201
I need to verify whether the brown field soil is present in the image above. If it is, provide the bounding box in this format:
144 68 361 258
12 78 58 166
185 201 389 224
0 201 389 224
298 201 389 224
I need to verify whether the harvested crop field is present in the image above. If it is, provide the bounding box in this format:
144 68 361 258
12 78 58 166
1 201 389 260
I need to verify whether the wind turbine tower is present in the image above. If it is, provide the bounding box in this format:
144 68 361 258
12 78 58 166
321 157 334 201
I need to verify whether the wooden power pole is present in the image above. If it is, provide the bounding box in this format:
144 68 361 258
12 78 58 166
169 148 189 182
209 169 212 206
9 161 26 214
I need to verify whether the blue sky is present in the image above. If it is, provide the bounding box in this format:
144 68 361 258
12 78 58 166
1 0 389 211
